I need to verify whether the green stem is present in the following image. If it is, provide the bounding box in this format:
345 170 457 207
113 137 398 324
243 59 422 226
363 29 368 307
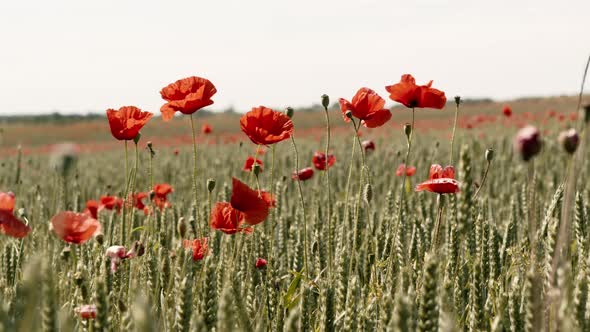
189 114 202 237
449 100 460 165
323 104 333 277
343 134 357 223
291 136 309 278
431 194 445 252
472 160 491 200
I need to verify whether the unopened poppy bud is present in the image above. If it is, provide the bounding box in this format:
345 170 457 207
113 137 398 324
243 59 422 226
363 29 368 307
558 128 580 154
207 178 216 192
513 125 542 161
454 96 461 106
321 94 330 109
253 164 262 177
17 207 27 219
345 110 353 119
61 246 71 260
177 217 187 238
133 132 142 145
404 123 412 139
285 107 294 119
149 190 156 200
95 233 104 245
584 104 590 124
256 257 267 269
485 148 494 162
364 184 373 204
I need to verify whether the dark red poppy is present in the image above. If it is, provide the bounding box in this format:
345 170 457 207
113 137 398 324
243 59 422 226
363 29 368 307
99 196 122 213
75 305 97 320
415 164 460 194
312 152 336 170
385 74 446 109
152 183 173 210
230 178 272 226
255 257 267 269
338 88 392 128
106 106 153 141
182 238 209 261
240 106 294 145
502 105 512 117
514 125 542 161
548 110 557 118
174 149 180 156
292 167 314 181
362 140 375 153
51 211 101 244
243 156 264 172
395 164 417 177
160 76 217 121
209 202 252 234
202 123 212 134
83 200 99 219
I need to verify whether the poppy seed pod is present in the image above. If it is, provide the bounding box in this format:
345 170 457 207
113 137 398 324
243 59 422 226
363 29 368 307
321 94 330 109
454 96 461 106
558 128 580 154
404 123 412 139
485 148 494 162
513 125 542 161
207 178 216 192
285 107 295 119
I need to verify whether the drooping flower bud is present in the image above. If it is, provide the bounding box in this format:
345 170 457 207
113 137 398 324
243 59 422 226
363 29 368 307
513 125 542 161
558 128 580 154
321 94 330 109
404 123 412 139
133 132 142 145
285 107 294 119
345 110 353 119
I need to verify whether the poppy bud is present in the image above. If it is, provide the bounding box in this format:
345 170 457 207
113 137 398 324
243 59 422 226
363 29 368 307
404 123 412 139
253 164 262 177
256 257 267 269
558 128 580 154
95 233 104 245
285 107 295 119
177 217 187 238
149 190 156 200
584 104 590 124
454 96 461 106
17 207 27 219
133 132 142 145
207 178 216 192
321 94 330 109
345 110 353 119
485 148 494 162
61 246 71 260
513 125 542 161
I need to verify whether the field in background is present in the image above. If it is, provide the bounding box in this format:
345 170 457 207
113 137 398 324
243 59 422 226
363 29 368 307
0 95 585 157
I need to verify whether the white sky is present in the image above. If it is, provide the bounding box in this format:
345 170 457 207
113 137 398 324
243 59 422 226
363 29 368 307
0 0 588 115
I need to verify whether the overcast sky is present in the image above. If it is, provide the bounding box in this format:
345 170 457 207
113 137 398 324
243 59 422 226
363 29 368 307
0 0 588 115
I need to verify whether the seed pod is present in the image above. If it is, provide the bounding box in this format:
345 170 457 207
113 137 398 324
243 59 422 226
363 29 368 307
454 95 461 105
285 107 295 119
321 94 330 109
404 123 412 139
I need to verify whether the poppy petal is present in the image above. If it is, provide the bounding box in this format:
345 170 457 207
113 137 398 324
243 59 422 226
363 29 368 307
0 192 16 212
0 210 31 238
230 178 269 226
51 211 101 244
362 109 392 128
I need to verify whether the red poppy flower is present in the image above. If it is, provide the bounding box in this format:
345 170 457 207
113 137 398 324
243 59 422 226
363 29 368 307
240 106 294 145
312 152 336 170
131 192 148 210
255 257 268 269
338 88 392 128
182 238 208 261
209 202 252 234
51 211 101 244
202 123 212 134
362 140 375 153
83 200 99 219
292 167 314 181
75 305 97 320
230 178 272 226
160 76 217 121
106 106 153 141
415 164 460 194
99 196 122 213
385 74 446 109
0 192 31 238
152 183 173 210
502 105 512 117
243 156 264 172
395 164 417 177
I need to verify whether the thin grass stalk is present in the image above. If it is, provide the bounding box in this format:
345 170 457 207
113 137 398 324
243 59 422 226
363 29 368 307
189 114 202 237
291 135 309 278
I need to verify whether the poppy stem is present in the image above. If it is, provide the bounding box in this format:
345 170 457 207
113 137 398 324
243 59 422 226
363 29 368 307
343 132 357 223
291 135 309 278
431 194 445 252
189 114 202 237
472 159 491 200
127 141 139 242
323 100 333 277
449 97 461 165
